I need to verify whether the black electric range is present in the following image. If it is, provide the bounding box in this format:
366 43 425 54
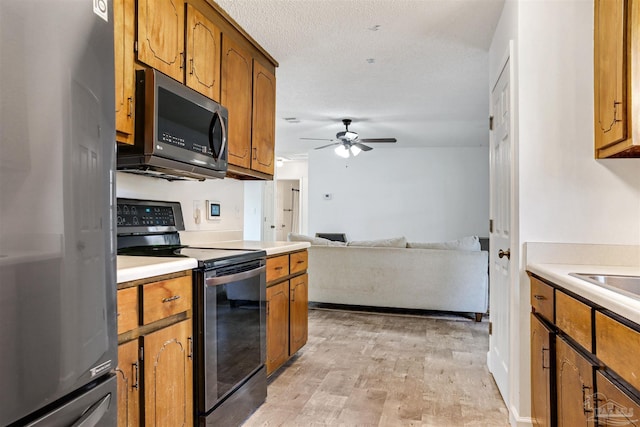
116 198 267 427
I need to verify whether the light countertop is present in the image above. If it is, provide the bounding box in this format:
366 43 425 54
525 242 640 324
192 240 310 256
117 240 309 283
117 256 197 284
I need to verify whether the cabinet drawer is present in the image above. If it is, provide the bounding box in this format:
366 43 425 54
289 251 308 275
117 287 139 334
596 311 640 393
595 371 640 426
531 277 554 322
142 275 192 325
267 255 289 283
556 291 592 352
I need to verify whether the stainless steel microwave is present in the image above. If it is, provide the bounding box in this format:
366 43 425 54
117 69 228 180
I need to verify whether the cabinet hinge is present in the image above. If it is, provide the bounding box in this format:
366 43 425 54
489 116 494 131
139 346 144 361
489 322 493 335
134 40 138 53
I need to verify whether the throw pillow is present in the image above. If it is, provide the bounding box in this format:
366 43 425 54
287 233 346 246
347 236 407 248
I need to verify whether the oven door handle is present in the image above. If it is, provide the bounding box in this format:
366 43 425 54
205 265 265 286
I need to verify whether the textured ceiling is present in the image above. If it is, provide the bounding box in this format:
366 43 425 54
214 0 505 159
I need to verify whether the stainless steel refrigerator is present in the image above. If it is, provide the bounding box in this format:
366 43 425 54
0 0 118 425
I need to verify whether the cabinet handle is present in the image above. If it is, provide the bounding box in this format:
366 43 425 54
162 295 181 303
188 336 193 360
132 361 139 390
582 385 593 414
253 147 257 160
266 300 270 316
291 289 295 302
541 347 550 370
613 100 622 123
533 295 546 301
180 52 185 69
297 260 305 264
127 97 133 118
190 58 194 75
274 266 283 271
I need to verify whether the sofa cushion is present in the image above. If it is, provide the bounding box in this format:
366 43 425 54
407 236 481 251
346 236 407 248
288 232 346 246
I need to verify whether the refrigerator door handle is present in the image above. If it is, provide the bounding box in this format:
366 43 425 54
70 394 112 427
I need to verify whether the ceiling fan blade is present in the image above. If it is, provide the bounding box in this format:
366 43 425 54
359 138 397 143
300 137 334 141
314 142 340 150
353 142 373 151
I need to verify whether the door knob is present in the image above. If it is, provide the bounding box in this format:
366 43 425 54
498 249 511 260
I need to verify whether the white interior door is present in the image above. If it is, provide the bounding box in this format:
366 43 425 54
488 58 512 403
261 180 276 241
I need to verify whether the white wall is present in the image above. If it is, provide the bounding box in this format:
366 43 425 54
490 0 640 425
116 172 244 233
308 147 489 242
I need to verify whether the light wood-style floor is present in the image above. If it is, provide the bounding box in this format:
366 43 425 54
243 308 509 427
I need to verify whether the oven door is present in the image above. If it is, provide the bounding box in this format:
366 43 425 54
202 261 266 410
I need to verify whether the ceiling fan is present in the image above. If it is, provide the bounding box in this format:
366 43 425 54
301 119 397 157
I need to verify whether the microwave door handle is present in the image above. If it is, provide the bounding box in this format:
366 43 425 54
209 112 226 160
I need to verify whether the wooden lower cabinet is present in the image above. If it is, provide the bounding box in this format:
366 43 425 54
116 271 193 426
266 281 289 374
289 274 308 355
595 371 640 426
265 250 309 375
143 319 193 427
556 337 596 427
116 340 140 427
531 313 554 427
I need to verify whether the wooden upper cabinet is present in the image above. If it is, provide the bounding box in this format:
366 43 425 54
137 0 184 82
594 0 640 157
252 60 276 175
114 0 135 145
185 4 221 101
222 36 253 169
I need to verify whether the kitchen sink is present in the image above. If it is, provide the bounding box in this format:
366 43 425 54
570 273 640 299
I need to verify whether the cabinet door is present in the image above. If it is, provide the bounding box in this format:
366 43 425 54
556 336 596 427
531 313 554 427
143 319 193 427
266 281 289 375
114 0 135 144
251 60 276 175
221 36 253 169
116 340 140 427
289 274 308 356
595 371 640 426
185 5 221 101
137 0 184 82
594 0 627 153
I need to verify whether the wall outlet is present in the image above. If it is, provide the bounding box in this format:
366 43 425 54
193 200 202 224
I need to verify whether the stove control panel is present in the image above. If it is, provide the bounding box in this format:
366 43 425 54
116 198 185 234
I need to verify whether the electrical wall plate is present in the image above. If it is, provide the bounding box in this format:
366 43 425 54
206 200 221 221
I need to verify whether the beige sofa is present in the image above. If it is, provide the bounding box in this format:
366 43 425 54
307 245 489 320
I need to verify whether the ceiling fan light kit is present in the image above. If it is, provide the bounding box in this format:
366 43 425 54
303 118 397 157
